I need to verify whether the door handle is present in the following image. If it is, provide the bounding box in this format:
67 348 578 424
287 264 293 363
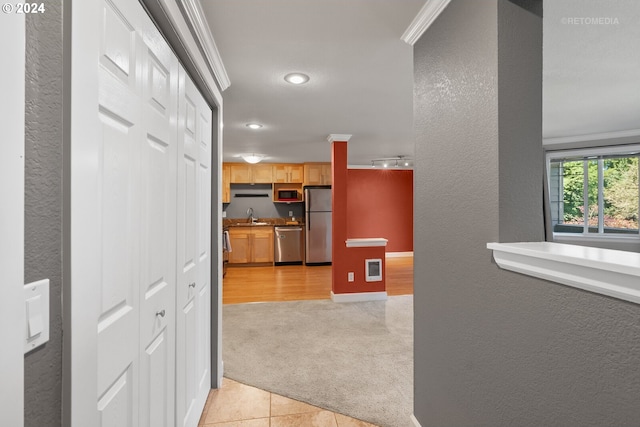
156 309 166 317
189 282 196 288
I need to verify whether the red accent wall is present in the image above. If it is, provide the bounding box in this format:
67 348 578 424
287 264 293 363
331 141 350 294
347 169 413 252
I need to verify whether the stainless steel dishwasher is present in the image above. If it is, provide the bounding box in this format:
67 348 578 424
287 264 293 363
274 226 304 265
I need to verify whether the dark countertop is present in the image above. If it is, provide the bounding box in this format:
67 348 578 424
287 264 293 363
223 218 304 228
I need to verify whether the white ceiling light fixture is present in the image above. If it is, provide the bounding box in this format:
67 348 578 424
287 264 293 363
241 153 265 164
246 123 263 130
284 72 310 85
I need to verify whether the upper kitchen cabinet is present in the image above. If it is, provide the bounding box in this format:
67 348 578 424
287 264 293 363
304 163 332 186
252 164 273 183
229 163 273 184
229 163 250 182
273 164 304 184
222 163 231 203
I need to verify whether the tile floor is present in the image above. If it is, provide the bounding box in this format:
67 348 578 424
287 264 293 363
199 378 379 427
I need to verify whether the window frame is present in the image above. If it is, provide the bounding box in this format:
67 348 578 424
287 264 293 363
546 144 640 241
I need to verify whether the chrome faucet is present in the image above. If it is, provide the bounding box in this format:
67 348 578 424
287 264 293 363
247 207 255 223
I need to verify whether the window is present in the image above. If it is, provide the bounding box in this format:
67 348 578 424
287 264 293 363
547 146 640 237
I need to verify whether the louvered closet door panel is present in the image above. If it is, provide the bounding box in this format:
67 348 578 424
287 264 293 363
96 0 141 425
138 10 178 427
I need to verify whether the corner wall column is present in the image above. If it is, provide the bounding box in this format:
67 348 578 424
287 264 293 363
329 134 350 295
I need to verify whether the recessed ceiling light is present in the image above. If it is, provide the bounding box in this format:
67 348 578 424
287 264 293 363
246 123 263 130
284 73 310 85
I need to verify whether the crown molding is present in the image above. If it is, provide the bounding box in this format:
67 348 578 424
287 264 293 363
148 0 224 104
543 128 640 147
401 0 452 45
179 0 231 91
327 134 352 143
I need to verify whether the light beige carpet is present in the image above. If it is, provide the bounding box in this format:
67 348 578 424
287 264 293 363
222 296 413 427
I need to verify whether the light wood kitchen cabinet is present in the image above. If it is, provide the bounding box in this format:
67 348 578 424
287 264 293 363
304 163 332 186
222 163 231 203
228 226 273 264
228 163 273 184
229 163 251 183
251 227 274 263
228 228 251 264
273 164 304 184
251 164 273 183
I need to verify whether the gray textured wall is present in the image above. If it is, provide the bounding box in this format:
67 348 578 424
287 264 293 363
24 1 64 426
413 1 640 426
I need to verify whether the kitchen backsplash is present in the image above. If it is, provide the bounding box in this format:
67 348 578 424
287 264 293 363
223 184 304 219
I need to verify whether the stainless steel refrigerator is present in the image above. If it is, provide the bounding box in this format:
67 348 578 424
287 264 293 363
304 186 332 265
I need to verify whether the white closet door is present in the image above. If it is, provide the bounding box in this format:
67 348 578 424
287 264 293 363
176 67 212 427
195 73 213 415
71 0 179 425
95 0 142 425
72 0 213 425
138 11 179 427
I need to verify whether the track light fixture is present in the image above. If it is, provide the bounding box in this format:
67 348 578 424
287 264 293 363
369 156 412 169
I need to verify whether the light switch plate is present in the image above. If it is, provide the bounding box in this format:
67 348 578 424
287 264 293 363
24 279 49 354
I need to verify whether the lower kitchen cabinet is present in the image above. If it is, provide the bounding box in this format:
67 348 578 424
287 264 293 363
252 227 274 263
228 226 274 264
228 228 251 264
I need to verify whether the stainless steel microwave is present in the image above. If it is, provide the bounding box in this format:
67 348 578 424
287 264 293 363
277 189 299 201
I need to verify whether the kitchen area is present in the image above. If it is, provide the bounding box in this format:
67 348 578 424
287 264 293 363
222 161 333 278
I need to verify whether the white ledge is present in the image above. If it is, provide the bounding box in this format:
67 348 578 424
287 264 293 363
487 242 640 305
346 238 388 248
331 291 388 303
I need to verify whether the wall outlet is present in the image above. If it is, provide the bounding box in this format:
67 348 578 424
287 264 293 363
348 272 354 282
288 210 293 217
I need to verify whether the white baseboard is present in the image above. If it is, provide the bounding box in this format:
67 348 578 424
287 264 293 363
331 291 388 303
386 251 414 258
410 414 422 427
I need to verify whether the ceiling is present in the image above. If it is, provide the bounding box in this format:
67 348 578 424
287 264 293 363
543 0 640 145
200 0 425 165
201 0 640 163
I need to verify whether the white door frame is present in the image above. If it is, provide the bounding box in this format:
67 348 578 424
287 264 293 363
0 11 26 427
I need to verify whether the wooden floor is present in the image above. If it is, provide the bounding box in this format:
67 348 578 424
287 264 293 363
223 256 413 304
